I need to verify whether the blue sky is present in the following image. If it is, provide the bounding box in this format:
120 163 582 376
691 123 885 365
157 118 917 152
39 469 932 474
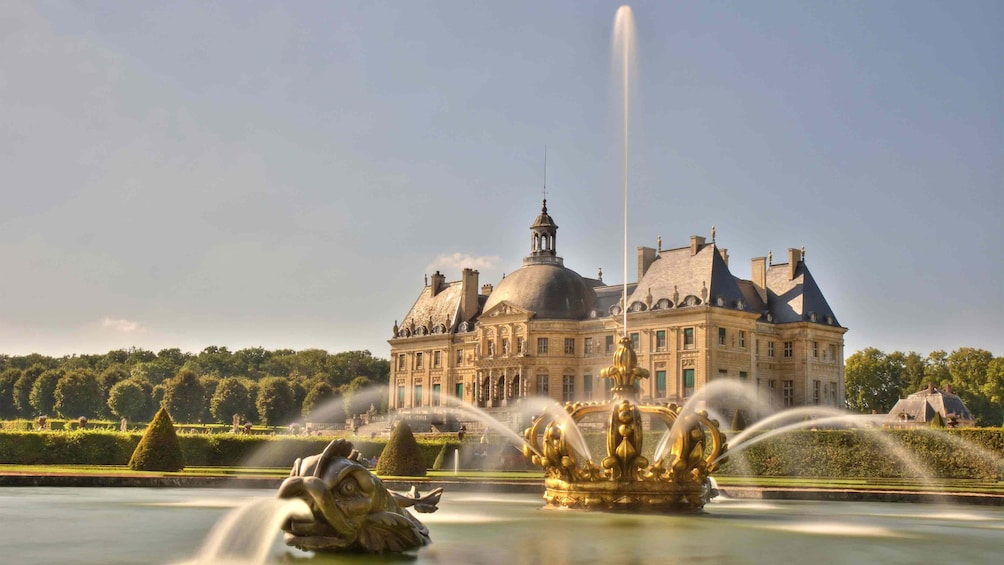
1 1 1000 359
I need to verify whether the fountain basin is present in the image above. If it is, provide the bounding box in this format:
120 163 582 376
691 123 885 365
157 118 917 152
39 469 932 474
3 487 1004 564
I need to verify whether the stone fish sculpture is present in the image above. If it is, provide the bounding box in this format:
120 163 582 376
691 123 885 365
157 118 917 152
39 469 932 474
277 439 443 553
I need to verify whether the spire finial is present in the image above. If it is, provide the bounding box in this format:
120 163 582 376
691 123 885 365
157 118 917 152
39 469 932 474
598 267 603 281
801 245 805 260
711 225 716 242
657 235 662 251
768 250 773 264
542 145 548 205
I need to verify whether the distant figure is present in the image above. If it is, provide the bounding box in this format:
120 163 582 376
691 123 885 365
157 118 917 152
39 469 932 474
457 425 467 442
120 418 128 432
243 422 253 435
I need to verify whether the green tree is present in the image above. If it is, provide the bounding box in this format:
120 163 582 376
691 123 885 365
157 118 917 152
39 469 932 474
97 364 131 418
200 375 221 422
210 378 251 424
256 376 295 426
899 351 926 392
924 350 951 387
13 364 46 417
946 348 997 426
162 369 206 424
29 369 63 416
342 376 380 420
302 381 340 421
0 368 21 419
107 379 148 421
53 369 103 418
844 348 906 413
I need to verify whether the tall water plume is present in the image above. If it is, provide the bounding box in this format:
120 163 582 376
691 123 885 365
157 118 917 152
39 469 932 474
613 5 636 337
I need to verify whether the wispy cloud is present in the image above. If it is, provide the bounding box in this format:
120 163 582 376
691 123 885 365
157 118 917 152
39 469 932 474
100 318 146 333
425 253 501 274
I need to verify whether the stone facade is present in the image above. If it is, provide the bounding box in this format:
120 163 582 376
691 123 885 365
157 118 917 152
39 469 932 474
388 202 847 417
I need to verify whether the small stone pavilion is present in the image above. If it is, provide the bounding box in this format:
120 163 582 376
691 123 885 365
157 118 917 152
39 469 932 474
885 383 975 428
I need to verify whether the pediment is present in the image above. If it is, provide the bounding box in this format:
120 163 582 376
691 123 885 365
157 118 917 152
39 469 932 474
481 301 534 318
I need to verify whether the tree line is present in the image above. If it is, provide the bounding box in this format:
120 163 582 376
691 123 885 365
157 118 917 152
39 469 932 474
0 347 389 426
844 347 1003 426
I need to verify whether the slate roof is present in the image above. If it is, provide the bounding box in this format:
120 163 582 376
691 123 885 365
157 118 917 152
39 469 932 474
885 385 975 426
764 262 840 325
399 281 464 336
626 243 748 311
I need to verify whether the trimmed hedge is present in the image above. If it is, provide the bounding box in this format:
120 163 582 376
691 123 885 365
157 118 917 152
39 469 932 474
0 432 444 468
716 429 1004 480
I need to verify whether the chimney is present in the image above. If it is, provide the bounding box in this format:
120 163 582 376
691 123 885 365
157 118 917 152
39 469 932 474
751 257 767 302
690 235 706 255
945 384 952 395
480 283 494 296
460 268 479 322
718 248 729 267
637 246 656 279
430 271 446 296
927 382 935 395
787 248 802 280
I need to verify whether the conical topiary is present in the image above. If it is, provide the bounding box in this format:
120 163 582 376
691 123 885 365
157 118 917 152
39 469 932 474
129 407 185 471
929 411 945 428
432 442 460 471
731 409 747 432
375 420 426 477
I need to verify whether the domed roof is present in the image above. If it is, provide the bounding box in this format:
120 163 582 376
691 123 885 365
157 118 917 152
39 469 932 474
483 263 597 320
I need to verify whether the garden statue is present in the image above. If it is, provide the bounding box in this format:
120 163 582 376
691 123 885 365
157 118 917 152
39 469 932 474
276 439 443 553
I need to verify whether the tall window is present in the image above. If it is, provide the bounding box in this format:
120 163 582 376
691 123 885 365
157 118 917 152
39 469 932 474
397 354 405 371
812 380 820 405
564 338 575 355
630 332 640 351
562 375 575 402
812 341 819 358
584 337 593 355
455 382 463 399
456 348 463 366
767 342 775 358
656 330 666 351
415 352 424 369
414 385 424 406
537 337 549 354
655 370 667 397
397 386 405 408
718 327 727 346
606 335 615 353
684 328 695 349
536 373 549 394
783 341 793 357
583 375 593 400
683 369 695 397
739 371 748 381
782 380 794 407
738 331 746 349
488 341 496 356
432 383 441 406
433 350 442 368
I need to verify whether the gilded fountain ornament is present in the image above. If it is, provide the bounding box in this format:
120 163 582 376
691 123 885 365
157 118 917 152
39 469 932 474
523 336 728 512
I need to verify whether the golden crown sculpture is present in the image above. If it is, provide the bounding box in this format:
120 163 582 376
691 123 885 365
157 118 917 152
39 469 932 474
523 337 728 512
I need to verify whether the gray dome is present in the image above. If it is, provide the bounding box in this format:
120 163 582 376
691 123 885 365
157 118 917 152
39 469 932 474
483 264 596 320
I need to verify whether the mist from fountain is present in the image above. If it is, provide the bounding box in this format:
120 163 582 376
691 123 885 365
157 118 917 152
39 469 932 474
179 497 310 565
